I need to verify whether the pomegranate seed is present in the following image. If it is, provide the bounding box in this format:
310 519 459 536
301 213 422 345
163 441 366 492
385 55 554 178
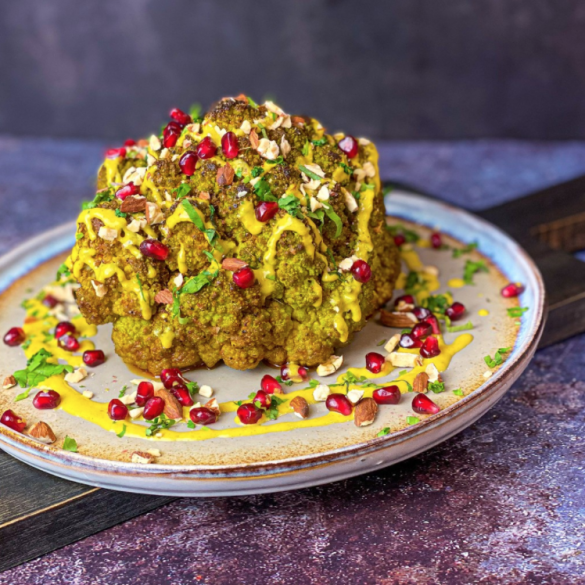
400 333 423 349
179 151 198 176
58 334 80 352
501 282 524 298
160 368 186 389
411 322 432 339
55 321 76 339
351 260 372 284
143 396 165 420
365 352 386 374
105 147 126 159
325 394 353 416
115 182 140 200
430 232 442 249
423 315 441 335
33 390 61 410
1 409 26 433
446 301 466 322
171 384 194 407
163 123 181 148
237 403 263 425
4 327 26 347
197 136 217 159
373 385 401 405
413 307 431 321
337 135 359 158
136 381 154 406
412 393 440 415
394 294 415 308
255 202 279 222
221 132 239 159
170 108 192 126
233 266 255 289
252 390 271 409
393 234 406 247
140 239 169 261
261 374 282 394
42 294 59 308
83 349 105 367
124 139 136 146
420 336 441 359
280 364 309 383
107 399 128 421
190 407 217 426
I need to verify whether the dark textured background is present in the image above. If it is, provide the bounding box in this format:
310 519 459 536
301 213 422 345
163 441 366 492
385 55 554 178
3 0 585 140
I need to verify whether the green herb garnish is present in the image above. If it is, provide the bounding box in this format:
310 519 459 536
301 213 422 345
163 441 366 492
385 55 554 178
484 347 512 368
81 188 114 210
181 200 218 246
453 242 478 258
253 178 277 202
247 96 259 109
452 388 464 396
322 204 343 239
312 137 328 146
116 424 127 438
173 183 191 200
507 307 528 318
407 416 420 425
13 349 73 389
386 223 419 243
265 394 286 421
298 165 323 182
118 385 128 398
404 271 427 295
251 166 264 178
428 381 445 394
145 414 176 437
463 260 489 285
62 436 78 452
421 294 450 315
445 319 474 333
278 195 303 218
377 427 391 437
56 263 71 281
115 209 127 219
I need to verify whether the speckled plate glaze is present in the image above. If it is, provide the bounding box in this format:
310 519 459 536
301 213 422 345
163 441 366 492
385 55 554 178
0 193 545 496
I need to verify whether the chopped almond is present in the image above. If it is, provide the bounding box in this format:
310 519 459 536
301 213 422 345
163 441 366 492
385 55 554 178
217 164 235 186
154 289 173 304
290 396 309 419
222 258 248 271
3 375 16 390
28 421 56 444
380 309 417 328
354 398 378 427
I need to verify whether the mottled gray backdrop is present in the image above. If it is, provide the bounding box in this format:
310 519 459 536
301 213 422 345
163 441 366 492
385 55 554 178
1 0 585 140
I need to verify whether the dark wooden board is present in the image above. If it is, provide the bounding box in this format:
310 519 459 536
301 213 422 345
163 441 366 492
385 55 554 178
2 176 585 571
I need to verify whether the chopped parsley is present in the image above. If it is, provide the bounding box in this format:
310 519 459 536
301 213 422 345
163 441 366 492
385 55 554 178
306 209 325 230
75 233 84 241
312 137 328 146
302 142 311 157
377 339 387 347
445 319 474 333
484 347 512 368
247 96 259 109
253 178 277 202
428 381 445 394
377 427 391 437
404 271 427 295
145 414 176 437
81 188 114 210
407 416 420 425
56 263 71 281
452 388 464 396
453 241 478 258
189 103 203 122
463 260 489 285
339 162 353 176
187 420 196 429
13 349 73 389
173 183 191 200
276 375 293 387
115 209 127 219
136 274 145 302
251 166 264 178
181 200 218 246
421 294 450 315
118 385 128 398
265 394 286 421
116 424 127 438
386 223 419 243
507 307 528 318
62 436 78 452
278 195 303 219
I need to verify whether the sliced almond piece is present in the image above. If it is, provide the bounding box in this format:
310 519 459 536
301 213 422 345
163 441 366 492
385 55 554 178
199 385 213 398
120 391 137 405
384 334 401 354
28 421 56 444
3 375 16 390
217 164 235 186
204 398 221 416
64 367 88 384
120 196 146 213
98 227 118 242
82 390 94 399
347 390 364 405
313 384 331 402
380 309 417 328
316 355 343 377
290 396 309 419
131 451 155 464
129 407 144 419
425 363 441 383
413 372 429 394
222 258 248 272
249 129 259 149
154 289 173 304
154 388 183 420
386 352 423 368
354 398 378 427
145 202 164 225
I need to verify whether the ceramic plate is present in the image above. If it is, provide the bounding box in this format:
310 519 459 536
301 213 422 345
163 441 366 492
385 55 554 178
0 192 545 496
